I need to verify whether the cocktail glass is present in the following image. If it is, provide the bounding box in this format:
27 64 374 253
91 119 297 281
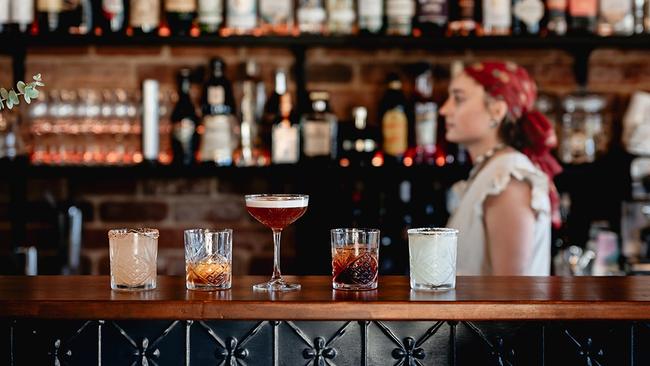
108 228 159 291
184 229 232 291
331 228 380 291
408 228 458 291
245 194 309 291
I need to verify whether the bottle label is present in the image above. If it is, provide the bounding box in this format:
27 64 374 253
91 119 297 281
359 0 382 17
328 0 356 23
599 0 631 23
201 115 234 162
37 0 63 12
174 118 196 153
514 0 544 27
0 0 9 23
260 0 293 25
199 0 223 24
103 0 124 14
382 108 408 156
165 0 197 12
386 0 416 18
227 0 256 29
298 1 326 24
272 123 299 163
569 0 597 17
130 0 160 28
415 102 437 147
483 0 511 28
418 0 448 25
303 120 331 157
459 0 474 18
11 0 35 23
207 86 225 106
547 0 567 11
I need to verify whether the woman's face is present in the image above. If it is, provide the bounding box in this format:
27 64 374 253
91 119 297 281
440 72 496 145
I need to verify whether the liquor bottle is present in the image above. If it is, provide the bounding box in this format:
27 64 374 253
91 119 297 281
235 61 269 166
272 89 300 164
413 65 437 165
36 0 63 33
545 0 567 35
568 0 597 33
301 91 338 163
264 69 288 161
633 0 646 33
512 0 544 35
379 73 410 165
447 0 477 35
96 0 127 34
60 0 92 34
598 0 634 36
339 107 378 167
386 0 416 35
199 58 238 166
415 0 448 37
198 0 223 34
225 0 257 35
259 0 294 35
0 0 9 33
358 0 383 34
171 68 199 166
327 0 356 35
130 0 160 34
165 0 197 36
297 0 327 34
482 0 511 35
9 0 34 33
142 79 160 163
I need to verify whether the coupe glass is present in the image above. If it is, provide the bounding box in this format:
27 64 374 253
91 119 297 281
245 194 309 291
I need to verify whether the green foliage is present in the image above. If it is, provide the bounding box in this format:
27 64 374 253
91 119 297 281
0 74 44 111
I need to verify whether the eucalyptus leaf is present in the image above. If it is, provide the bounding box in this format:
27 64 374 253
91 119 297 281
34 81 44 87
28 88 39 99
8 90 19 106
0 88 7 99
16 81 25 94
0 100 4 110
24 94 31 104
6 98 13 109
33 74 42 81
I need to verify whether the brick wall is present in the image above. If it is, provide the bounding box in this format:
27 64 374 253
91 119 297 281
2 45 650 275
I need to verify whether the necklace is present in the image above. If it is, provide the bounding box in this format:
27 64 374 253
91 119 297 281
467 143 507 182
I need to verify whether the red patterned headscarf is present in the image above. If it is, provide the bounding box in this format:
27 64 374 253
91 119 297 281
464 61 563 228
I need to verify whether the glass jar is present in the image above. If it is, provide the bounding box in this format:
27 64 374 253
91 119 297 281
559 93 608 164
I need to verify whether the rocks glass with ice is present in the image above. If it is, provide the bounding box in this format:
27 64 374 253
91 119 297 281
331 228 380 291
408 228 458 291
108 228 159 291
245 194 309 291
184 229 232 291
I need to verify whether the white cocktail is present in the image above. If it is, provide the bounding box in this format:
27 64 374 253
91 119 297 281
109 228 159 291
408 228 458 291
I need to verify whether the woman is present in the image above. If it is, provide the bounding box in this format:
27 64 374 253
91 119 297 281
441 61 562 276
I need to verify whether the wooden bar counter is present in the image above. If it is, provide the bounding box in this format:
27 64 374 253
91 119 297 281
2 275 650 365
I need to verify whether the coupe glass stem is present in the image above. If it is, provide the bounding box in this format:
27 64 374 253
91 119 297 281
271 229 283 282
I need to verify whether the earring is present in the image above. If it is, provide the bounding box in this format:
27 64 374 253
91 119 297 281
490 119 499 128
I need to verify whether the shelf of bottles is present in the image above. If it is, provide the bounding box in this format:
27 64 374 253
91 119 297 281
1 0 650 51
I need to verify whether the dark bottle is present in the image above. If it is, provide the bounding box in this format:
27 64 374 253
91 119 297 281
67 0 93 34
448 0 478 36
568 0 597 34
512 0 544 35
415 0 448 37
339 107 378 168
95 0 127 35
8 0 34 34
36 0 63 33
198 0 223 34
413 65 437 165
545 0 567 35
165 0 196 36
130 0 160 35
199 58 238 166
300 91 338 163
379 73 411 165
171 68 200 165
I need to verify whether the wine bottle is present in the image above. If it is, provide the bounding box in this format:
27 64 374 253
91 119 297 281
225 0 257 35
259 0 294 35
9 0 34 33
198 0 223 34
568 0 597 34
165 0 196 36
36 0 63 33
386 0 416 35
415 0 448 37
297 0 326 34
301 91 338 163
327 0 356 35
512 0 544 35
546 0 567 35
0 0 9 33
482 0 511 35
358 0 383 34
380 73 411 165
272 88 300 164
96 0 127 34
448 0 478 36
171 68 199 165
130 0 160 35
413 65 437 165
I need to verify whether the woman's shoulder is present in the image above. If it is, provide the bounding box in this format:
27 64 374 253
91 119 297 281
483 150 546 182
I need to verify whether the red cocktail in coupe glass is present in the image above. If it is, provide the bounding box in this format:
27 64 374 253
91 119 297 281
245 194 309 291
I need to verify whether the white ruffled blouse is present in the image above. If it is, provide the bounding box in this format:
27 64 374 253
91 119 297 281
447 151 551 276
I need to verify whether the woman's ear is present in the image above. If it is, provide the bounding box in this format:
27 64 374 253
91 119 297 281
487 99 508 124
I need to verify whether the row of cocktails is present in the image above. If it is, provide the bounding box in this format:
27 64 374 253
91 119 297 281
108 194 458 292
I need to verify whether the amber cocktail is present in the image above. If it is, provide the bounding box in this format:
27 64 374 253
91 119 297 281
331 228 379 290
245 194 309 291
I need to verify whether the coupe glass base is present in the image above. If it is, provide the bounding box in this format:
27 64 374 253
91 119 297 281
253 278 301 292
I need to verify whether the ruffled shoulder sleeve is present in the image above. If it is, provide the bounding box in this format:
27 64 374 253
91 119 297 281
473 152 550 218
